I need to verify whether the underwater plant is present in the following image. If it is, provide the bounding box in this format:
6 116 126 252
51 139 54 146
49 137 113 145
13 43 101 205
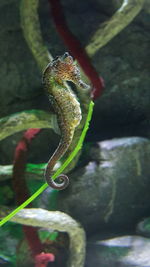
0 0 145 266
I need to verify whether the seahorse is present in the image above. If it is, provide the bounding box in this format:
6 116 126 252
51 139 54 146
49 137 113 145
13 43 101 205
43 52 90 190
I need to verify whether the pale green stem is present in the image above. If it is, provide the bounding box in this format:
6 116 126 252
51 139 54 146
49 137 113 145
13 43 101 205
86 0 145 56
20 0 53 71
0 110 57 141
0 207 86 267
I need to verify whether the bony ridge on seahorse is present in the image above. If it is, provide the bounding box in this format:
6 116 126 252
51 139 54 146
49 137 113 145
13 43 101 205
43 52 90 190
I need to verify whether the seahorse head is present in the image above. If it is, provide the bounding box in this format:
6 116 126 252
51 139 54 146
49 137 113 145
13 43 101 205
51 52 89 89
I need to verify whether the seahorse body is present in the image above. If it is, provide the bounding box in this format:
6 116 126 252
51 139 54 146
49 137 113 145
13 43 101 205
43 52 89 190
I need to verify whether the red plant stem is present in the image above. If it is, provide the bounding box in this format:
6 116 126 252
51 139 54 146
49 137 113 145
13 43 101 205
12 128 44 257
23 226 44 257
13 129 41 205
48 0 104 100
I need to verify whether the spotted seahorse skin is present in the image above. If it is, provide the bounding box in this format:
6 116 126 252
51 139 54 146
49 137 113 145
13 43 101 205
43 52 90 190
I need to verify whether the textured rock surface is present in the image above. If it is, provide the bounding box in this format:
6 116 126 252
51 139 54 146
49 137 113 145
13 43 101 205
58 137 150 234
137 217 150 238
0 0 43 117
85 235 150 267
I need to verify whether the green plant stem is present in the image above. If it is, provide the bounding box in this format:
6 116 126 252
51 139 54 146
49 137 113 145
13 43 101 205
86 0 144 56
0 101 94 227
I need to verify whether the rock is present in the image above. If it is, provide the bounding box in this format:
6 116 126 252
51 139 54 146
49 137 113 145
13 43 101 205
58 137 150 234
137 217 150 238
91 8 150 140
144 0 150 14
0 0 44 117
85 235 150 267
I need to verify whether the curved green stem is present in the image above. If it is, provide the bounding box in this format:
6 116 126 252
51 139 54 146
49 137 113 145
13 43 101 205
86 0 145 56
20 0 52 71
0 101 94 226
0 109 57 141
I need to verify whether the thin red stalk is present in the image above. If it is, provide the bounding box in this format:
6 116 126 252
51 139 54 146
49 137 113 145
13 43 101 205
12 129 44 257
48 0 104 99
23 226 44 257
12 128 41 205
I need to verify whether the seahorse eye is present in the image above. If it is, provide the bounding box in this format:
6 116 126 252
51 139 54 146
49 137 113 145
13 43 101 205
64 52 69 57
61 52 70 61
